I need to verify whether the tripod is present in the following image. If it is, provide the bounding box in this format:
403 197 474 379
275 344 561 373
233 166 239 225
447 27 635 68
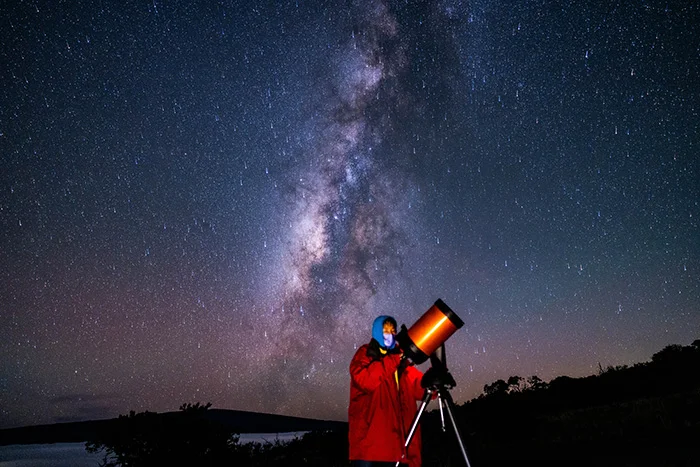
396 344 472 467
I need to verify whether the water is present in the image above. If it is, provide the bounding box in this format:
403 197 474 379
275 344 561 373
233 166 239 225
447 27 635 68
0 433 308 466
0 443 103 466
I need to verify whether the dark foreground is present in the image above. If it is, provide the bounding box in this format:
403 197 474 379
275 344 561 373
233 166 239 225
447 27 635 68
1 340 698 466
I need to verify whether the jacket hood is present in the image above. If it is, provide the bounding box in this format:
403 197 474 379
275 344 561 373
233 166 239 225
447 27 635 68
372 315 397 349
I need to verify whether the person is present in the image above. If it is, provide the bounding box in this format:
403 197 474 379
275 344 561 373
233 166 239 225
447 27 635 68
348 315 427 467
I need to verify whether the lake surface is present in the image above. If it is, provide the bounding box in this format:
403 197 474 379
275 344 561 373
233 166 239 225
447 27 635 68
0 433 308 466
0 443 103 466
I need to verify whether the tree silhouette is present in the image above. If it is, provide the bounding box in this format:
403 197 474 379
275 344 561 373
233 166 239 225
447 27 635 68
506 375 524 393
483 379 509 396
651 344 685 364
526 375 548 391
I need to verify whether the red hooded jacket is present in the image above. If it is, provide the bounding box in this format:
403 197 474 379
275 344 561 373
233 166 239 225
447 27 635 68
349 340 426 467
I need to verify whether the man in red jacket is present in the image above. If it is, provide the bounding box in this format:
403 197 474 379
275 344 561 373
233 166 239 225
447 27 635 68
349 315 427 467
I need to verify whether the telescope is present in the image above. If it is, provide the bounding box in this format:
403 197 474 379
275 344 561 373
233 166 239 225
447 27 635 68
396 299 472 467
396 298 464 364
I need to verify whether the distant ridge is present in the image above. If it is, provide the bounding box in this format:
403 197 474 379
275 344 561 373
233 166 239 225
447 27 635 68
0 409 347 446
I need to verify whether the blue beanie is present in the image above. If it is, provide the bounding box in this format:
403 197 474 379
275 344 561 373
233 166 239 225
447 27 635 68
372 315 397 349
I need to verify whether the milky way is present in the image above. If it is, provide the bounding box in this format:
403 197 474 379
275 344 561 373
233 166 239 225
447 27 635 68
251 0 422 414
1 0 698 428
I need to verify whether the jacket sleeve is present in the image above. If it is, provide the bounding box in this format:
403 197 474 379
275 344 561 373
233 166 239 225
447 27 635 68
350 348 402 393
404 366 428 401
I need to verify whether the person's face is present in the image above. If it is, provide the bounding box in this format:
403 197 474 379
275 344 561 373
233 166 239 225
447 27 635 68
383 321 396 335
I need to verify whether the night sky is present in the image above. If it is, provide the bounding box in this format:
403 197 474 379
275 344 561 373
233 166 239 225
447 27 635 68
1 0 698 430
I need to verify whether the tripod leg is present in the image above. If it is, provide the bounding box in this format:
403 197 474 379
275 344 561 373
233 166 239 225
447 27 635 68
396 389 433 467
437 393 446 432
441 390 472 467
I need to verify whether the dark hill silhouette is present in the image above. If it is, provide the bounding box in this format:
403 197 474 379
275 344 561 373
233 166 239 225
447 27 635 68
0 407 346 446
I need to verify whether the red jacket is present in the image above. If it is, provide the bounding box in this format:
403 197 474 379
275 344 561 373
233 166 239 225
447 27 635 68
349 340 426 467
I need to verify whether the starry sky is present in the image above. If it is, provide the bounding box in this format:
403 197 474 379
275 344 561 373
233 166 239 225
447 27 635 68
1 0 698 430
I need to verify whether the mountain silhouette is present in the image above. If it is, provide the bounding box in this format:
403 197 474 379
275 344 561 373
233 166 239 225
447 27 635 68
0 408 346 446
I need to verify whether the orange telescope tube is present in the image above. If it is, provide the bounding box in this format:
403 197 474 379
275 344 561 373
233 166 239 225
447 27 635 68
398 299 464 364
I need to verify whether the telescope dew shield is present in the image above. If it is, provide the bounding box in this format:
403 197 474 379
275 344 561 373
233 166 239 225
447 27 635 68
398 299 464 364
